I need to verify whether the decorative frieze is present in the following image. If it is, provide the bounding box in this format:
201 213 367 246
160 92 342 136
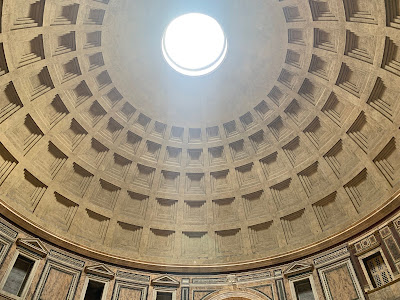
353 234 380 255
116 270 150 283
313 246 350 267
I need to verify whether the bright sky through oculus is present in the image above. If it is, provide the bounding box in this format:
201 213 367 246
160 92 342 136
162 13 227 76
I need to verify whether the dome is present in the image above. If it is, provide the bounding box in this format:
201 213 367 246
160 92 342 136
0 0 399 275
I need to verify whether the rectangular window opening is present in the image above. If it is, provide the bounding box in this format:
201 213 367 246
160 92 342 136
363 252 393 288
84 280 105 300
156 291 173 300
3 255 34 296
294 278 315 300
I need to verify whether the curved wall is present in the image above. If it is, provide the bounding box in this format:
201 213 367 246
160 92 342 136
0 208 399 299
0 0 400 273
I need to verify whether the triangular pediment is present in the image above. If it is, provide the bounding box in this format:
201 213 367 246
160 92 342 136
85 264 115 279
284 262 313 277
16 238 48 258
151 275 180 287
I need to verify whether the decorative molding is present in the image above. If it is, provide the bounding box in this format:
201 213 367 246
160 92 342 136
275 278 287 300
181 287 189 300
85 264 115 279
236 271 272 282
0 234 13 267
313 246 350 267
284 262 313 277
192 277 227 285
318 258 365 300
203 290 267 300
151 275 180 287
0 221 18 239
116 270 150 283
48 249 85 269
379 226 400 273
352 234 380 256
287 271 320 300
16 238 48 258
192 290 216 300
32 259 81 300
249 284 274 299
111 280 148 300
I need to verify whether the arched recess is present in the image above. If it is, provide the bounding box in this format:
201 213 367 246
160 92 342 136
204 289 269 300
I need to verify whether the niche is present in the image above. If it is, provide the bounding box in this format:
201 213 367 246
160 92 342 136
156 291 173 300
1 255 35 297
293 279 315 300
83 280 105 300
